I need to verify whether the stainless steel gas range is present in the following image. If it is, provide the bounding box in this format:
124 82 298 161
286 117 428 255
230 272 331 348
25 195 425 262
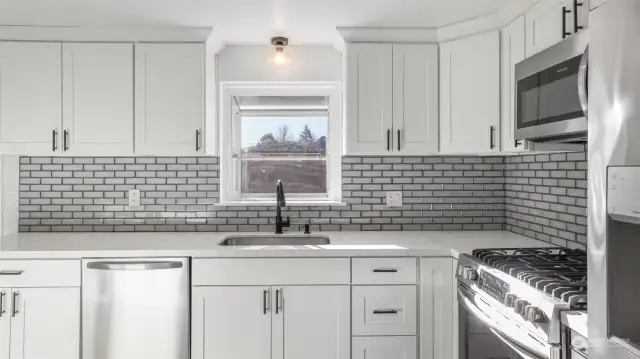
456 248 587 359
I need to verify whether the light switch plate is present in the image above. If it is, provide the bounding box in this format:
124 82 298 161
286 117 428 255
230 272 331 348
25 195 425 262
128 189 141 207
386 191 402 208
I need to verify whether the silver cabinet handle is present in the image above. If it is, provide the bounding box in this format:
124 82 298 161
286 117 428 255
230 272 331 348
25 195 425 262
275 289 283 314
0 292 5 318
11 292 18 317
0 270 24 275
263 289 269 315
87 261 183 270
52 129 58 152
195 129 201 151
63 129 69 151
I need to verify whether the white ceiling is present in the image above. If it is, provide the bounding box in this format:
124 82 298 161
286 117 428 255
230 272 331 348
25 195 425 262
0 0 509 45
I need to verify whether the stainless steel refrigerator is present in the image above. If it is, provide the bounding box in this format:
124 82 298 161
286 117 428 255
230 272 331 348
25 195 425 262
589 0 640 358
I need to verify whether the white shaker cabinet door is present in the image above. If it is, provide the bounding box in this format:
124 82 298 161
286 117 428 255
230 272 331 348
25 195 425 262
353 336 417 359
392 44 439 155
420 258 456 359
525 0 573 57
135 43 204 155
62 43 134 156
501 16 527 152
345 43 394 155
0 42 61 155
191 286 272 359
0 288 9 359
440 31 500 154
9 288 80 359
273 286 350 359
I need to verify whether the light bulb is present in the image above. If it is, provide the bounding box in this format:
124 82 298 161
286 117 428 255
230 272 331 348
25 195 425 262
273 51 287 65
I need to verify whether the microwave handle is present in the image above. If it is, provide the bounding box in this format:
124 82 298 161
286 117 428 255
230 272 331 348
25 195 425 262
577 45 589 119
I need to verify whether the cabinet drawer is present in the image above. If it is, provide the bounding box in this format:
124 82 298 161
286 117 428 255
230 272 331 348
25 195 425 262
352 258 417 284
352 285 417 336
192 258 350 286
353 336 417 359
0 260 81 287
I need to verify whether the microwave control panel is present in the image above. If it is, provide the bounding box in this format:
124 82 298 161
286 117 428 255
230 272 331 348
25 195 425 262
608 166 640 222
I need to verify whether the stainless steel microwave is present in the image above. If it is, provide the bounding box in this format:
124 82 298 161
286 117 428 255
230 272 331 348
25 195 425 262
515 29 589 142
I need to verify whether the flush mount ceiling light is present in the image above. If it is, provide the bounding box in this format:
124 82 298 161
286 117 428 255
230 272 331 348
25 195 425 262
268 36 291 67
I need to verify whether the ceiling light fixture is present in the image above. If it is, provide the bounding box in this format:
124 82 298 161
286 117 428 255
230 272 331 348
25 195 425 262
268 36 291 67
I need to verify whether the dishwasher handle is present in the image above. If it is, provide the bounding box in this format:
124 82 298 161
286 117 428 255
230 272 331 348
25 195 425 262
86 261 184 271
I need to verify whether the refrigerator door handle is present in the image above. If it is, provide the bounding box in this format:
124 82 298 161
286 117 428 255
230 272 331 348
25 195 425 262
578 45 589 119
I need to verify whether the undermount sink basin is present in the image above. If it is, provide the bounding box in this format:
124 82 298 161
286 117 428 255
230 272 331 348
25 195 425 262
219 235 331 246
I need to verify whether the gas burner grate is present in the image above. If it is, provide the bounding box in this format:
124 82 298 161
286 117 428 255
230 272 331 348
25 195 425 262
471 247 588 309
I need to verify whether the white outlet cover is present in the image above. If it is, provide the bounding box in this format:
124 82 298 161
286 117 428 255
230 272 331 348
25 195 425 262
386 191 403 208
128 189 141 207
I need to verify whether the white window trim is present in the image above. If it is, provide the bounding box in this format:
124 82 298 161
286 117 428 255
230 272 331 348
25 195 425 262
218 82 343 205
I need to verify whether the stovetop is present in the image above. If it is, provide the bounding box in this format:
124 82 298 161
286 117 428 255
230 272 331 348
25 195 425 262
471 247 588 309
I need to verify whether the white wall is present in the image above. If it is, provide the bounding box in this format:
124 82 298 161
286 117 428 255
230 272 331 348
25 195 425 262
217 45 342 82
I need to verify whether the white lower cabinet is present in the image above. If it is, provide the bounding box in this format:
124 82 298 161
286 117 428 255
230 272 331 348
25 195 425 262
0 287 80 359
353 336 417 359
192 285 350 359
352 285 417 336
420 258 456 359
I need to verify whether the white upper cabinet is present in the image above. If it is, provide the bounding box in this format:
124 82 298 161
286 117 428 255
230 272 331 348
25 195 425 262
590 0 606 10
135 43 205 155
9 287 80 359
440 31 500 154
62 43 134 156
0 42 61 155
345 43 438 155
525 0 573 57
346 43 394 155
501 16 527 152
392 44 439 155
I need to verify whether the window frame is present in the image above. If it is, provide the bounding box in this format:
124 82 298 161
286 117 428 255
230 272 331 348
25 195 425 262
219 82 343 205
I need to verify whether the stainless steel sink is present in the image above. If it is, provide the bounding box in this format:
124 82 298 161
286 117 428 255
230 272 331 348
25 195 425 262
219 235 330 246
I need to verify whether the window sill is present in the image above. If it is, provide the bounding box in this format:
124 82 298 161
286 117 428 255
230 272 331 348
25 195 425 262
215 200 346 207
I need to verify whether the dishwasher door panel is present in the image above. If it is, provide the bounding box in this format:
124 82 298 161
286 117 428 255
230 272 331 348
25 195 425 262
82 258 190 359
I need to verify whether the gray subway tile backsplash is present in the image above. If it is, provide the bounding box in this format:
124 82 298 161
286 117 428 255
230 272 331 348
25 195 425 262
19 156 506 233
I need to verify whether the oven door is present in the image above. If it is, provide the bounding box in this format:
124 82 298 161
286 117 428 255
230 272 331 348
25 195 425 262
458 283 551 359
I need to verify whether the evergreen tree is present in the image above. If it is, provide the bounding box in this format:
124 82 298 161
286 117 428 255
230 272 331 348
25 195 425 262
299 125 315 144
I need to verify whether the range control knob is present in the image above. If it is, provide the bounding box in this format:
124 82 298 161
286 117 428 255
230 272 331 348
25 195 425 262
462 267 479 281
503 293 518 308
524 306 546 323
514 299 530 315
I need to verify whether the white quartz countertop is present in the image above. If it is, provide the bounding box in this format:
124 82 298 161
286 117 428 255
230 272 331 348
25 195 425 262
0 230 550 259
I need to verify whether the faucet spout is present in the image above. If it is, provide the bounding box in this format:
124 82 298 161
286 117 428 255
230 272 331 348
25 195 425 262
275 180 290 234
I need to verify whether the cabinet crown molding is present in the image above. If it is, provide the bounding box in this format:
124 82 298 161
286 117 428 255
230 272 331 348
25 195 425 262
0 26 212 42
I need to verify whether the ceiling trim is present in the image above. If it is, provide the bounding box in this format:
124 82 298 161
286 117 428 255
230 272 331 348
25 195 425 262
0 25 213 42
337 27 438 43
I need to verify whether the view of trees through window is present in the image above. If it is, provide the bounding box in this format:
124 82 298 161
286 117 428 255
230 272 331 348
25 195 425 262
240 117 328 194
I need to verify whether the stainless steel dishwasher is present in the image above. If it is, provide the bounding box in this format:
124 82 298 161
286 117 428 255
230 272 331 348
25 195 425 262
82 258 190 359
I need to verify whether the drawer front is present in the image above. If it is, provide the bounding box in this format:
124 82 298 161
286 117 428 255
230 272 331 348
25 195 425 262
352 285 417 336
0 260 81 287
352 258 417 284
193 258 350 286
353 336 417 359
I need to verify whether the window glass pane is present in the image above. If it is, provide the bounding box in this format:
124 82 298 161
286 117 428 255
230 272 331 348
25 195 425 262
241 159 327 194
241 116 328 157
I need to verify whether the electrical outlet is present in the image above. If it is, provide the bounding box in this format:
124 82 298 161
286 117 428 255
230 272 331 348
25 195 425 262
386 191 402 208
128 189 141 207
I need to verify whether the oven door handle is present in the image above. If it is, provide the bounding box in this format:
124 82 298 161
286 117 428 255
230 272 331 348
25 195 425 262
490 328 546 359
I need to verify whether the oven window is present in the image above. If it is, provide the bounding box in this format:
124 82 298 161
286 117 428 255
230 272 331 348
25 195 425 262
517 55 584 128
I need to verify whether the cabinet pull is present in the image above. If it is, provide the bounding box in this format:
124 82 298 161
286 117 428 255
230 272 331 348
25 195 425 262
573 0 584 33
0 270 23 275
52 130 58 152
373 309 399 315
63 130 69 151
387 129 391 151
489 126 495 150
11 292 18 317
275 289 282 314
562 7 572 39
263 289 269 315
397 129 401 151
195 130 201 151
373 268 398 273
0 292 5 318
